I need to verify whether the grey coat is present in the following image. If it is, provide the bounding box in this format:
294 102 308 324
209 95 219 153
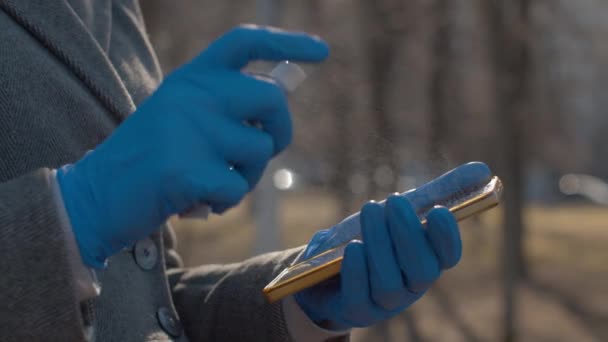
0 1 326 341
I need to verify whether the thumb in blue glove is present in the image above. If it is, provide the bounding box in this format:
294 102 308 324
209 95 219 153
295 162 491 329
56 25 329 268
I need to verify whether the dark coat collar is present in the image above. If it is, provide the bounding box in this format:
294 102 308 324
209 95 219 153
0 0 136 122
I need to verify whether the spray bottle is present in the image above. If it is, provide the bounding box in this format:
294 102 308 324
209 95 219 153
182 61 308 219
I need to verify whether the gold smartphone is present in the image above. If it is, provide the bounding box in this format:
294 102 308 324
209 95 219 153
263 176 503 303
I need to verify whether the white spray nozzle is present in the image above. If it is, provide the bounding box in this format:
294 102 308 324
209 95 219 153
270 61 307 93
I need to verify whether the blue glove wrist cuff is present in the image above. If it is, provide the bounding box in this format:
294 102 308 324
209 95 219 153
56 164 108 269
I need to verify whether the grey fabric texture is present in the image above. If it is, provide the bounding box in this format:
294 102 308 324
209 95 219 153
0 0 343 341
168 249 301 342
0 170 87 341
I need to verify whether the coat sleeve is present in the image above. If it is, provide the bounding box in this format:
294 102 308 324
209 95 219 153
167 247 349 342
0 169 88 341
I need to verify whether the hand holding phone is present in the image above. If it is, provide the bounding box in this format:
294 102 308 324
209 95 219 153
264 162 502 329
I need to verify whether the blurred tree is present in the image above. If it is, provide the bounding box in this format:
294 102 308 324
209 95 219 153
304 0 355 217
481 0 532 341
356 2 429 340
354 1 414 339
251 0 286 255
356 0 410 197
428 0 451 169
256 0 283 26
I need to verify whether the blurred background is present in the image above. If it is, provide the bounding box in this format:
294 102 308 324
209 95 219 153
140 1 608 341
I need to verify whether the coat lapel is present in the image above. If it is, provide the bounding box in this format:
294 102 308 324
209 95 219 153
0 0 136 122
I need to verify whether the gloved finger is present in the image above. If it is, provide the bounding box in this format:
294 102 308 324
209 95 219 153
299 228 334 261
211 162 268 215
339 241 378 327
224 74 292 154
216 119 275 167
426 206 462 270
161 161 249 215
386 195 440 293
360 201 408 311
402 162 492 210
196 25 329 70
234 161 267 191
190 164 250 209
210 203 229 215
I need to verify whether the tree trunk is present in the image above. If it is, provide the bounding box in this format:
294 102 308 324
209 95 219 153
356 0 408 198
306 0 355 216
481 0 531 341
429 0 450 170
252 0 284 254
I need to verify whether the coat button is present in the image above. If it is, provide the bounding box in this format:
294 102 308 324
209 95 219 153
133 238 158 270
157 307 182 338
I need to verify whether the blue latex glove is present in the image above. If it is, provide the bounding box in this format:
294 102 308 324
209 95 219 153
56 25 329 268
295 162 492 329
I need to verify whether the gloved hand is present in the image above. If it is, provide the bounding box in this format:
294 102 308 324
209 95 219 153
56 25 329 268
295 162 492 329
